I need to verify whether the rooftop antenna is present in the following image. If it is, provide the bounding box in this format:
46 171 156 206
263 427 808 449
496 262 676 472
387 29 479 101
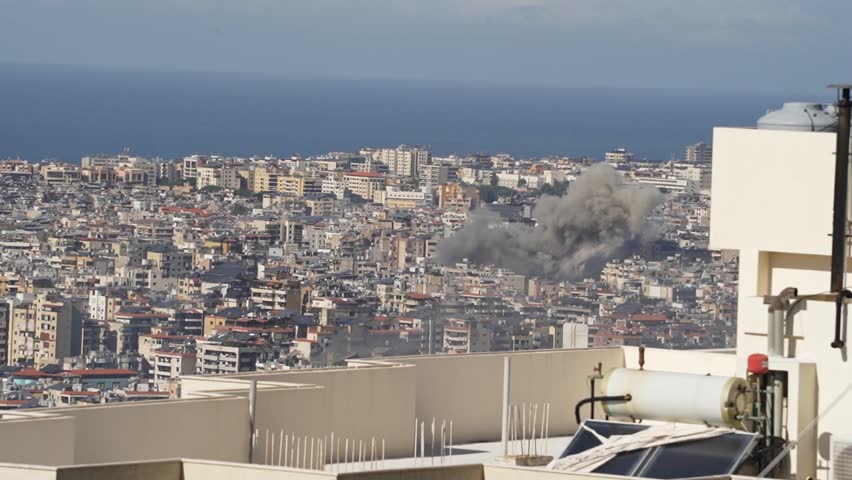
828 83 852 349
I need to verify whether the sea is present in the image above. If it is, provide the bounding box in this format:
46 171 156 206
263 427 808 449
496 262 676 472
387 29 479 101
0 63 835 163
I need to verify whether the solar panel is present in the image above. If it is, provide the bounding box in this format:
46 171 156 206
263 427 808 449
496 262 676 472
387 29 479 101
558 420 758 478
641 433 758 479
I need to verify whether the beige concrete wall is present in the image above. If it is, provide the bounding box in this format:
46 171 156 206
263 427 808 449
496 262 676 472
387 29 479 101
340 465 483 480
0 463 57 480
710 127 852 480
709 127 836 255
183 459 336 480
56 459 182 480
0 416 75 466
183 349 623 456
733 250 851 480
397 348 624 443
62 397 250 464
181 376 259 398
483 464 635 480
0 396 250 467
250 366 417 460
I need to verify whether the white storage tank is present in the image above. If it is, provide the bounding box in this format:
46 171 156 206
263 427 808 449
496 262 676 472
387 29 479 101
757 102 837 132
601 368 749 428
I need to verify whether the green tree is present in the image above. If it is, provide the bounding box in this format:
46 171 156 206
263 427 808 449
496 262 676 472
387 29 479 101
231 203 250 215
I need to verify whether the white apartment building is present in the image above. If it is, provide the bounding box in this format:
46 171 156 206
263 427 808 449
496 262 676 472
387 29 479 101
375 145 430 178
632 173 693 193
343 172 386 200
195 165 221 189
196 339 262 375
604 147 634 163
677 165 712 192
321 177 347 199
418 163 449 189
153 350 196 391
496 172 520 188
182 155 207 179
372 187 429 208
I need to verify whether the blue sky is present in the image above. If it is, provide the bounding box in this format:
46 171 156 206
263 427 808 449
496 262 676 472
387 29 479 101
1 0 850 92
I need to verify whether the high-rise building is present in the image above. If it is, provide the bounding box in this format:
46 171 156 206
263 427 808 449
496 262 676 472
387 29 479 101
9 295 83 368
685 142 713 163
0 300 10 365
181 155 207 180
376 146 430 178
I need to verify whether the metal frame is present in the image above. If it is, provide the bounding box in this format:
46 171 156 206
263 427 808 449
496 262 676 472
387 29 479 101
560 419 760 478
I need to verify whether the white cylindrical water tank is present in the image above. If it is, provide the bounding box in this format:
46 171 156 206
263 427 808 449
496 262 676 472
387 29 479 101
600 368 749 428
757 102 838 132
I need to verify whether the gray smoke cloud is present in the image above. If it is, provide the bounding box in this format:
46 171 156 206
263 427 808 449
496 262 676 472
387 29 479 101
437 164 664 280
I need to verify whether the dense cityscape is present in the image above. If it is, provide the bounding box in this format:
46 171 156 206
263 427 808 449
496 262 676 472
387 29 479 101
0 142 732 408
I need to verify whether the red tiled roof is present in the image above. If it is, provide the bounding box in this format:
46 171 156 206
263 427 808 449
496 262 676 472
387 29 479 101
62 369 137 377
62 391 100 397
11 369 55 378
124 391 170 396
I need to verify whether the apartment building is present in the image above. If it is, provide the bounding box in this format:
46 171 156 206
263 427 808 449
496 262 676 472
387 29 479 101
138 333 190 371
442 317 492 354
372 187 429 209
109 308 170 354
685 141 713 163
0 301 10 365
249 280 304 312
195 165 221 189
304 193 335 216
144 247 193 278
153 348 196 391
417 163 449 189
375 145 430 178
344 172 386 200
438 182 480 212
196 334 264 375
8 295 82 368
40 164 80 184
88 288 125 322
181 155 207 179
604 147 634 163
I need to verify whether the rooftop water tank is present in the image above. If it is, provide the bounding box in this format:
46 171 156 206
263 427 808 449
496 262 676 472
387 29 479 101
757 102 838 132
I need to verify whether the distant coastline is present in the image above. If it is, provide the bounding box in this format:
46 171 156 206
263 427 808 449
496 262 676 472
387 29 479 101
0 63 830 163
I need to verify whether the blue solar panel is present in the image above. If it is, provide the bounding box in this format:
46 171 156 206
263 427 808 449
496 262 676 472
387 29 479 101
559 420 758 478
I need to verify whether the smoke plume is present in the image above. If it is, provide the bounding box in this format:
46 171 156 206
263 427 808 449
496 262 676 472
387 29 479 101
437 164 663 280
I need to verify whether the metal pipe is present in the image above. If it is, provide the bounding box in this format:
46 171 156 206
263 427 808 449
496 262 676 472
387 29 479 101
768 309 784 357
773 379 784 438
248 380 257 461
589 377 596 419
767 288 796 356
574 395 631 425
830 86 852 296
833 290 850 349
501 356 511 456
